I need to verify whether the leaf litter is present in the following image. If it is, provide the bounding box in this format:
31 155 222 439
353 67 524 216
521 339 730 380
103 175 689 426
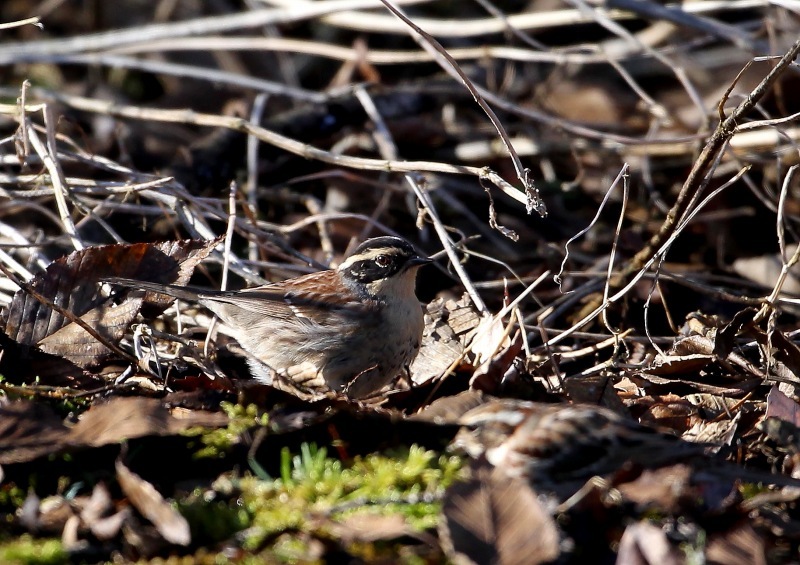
2 2 800 563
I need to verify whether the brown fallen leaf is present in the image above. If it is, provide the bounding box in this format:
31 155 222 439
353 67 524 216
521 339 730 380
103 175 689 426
706 520 766 565
1 238 217 368
325 513 417 544
115 458 190 546
469 335 522 394
410 295 478 386
440 462 560 565
616 521 684 565
69 396 228 448
0 400 70 464
564 374 628 414
766 385 800 427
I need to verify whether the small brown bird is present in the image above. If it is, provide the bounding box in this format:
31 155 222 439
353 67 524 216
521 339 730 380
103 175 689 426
455 399 707 485
460 398 800 500
106 236 430 398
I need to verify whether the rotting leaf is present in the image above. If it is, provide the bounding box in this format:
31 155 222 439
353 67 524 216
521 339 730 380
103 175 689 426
440 462 560 565
1 238 218 368
115 458 191 546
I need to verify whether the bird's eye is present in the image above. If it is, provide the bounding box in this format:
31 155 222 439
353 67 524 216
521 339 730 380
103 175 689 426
374 254 391 268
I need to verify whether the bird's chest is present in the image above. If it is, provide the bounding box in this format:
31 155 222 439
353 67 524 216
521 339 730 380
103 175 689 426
365 299 423 361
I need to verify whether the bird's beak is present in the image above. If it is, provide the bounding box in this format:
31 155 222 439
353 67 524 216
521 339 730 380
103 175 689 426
408 256 433 268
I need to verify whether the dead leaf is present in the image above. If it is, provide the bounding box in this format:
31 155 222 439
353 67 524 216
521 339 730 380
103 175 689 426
470 315 511 366
766 386 800 427
649 339 713 375
116 458 190 546
0 400 70 464
565 374 628 414
1 239 217 368
469 335 522 394
616 521 684 565
440 462 560 565
682 412 740 446
706 521 766 565
327 513 415 544
411 295 478 386
69 396 228 448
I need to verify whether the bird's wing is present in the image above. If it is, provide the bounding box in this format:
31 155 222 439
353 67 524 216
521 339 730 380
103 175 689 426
204 270 370 324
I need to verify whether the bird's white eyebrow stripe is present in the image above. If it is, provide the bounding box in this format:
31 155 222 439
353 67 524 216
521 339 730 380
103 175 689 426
337 247 403 271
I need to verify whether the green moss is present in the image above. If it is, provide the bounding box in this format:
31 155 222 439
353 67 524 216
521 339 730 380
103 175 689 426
0 536 66 565
0 482 27 512
239 443 464 551
183 402 268 459
0 381 93 419
738 482 772 500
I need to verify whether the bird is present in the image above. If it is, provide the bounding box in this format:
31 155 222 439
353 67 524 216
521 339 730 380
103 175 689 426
104 236 431 398
454 398 800 503
454 398 708 486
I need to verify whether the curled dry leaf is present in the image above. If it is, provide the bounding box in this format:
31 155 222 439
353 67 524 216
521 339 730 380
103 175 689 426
1 238 217 368
682 412 740 446
470 315 510 367
115 458 190 546
468 335 522 394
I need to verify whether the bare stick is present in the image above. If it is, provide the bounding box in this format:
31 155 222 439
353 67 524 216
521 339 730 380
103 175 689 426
622 40 800 285
378 0 544 217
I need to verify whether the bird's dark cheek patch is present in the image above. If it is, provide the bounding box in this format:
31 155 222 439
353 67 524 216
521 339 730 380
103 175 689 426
344 260 401 283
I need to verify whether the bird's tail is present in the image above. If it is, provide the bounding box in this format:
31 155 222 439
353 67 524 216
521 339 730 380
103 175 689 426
102 277 208 302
